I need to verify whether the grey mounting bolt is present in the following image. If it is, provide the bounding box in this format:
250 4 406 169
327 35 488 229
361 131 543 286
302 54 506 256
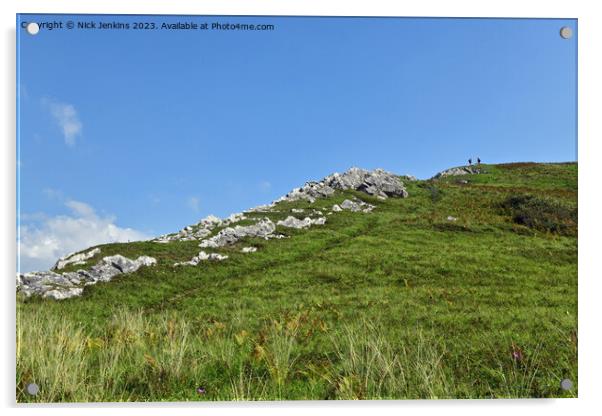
560 378 573 391
26 382 39 396
26 22 40 35
560 27 573 39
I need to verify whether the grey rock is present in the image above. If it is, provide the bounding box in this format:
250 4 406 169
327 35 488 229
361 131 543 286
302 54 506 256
17 254 157 300
327 168 408 199
153 214 222 243
198 251 228 261
199 214 222 226
242 246 257 253
43 288 83 300
340 199 376 213
277 167 407 204
153 168 409 244
247 203 277 213
447 216 458 222
433 166 481 179
193 228 212 239
199 218 276 248
18 271 75 298
222 213 246 226
174 250 228 266
277 216 326 229
53 247 101 270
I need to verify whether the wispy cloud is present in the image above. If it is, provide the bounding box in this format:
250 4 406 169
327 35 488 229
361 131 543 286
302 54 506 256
258 181 272 192
42 187 64 200
43 98 82 146
18 198 150 272
187 196 200 212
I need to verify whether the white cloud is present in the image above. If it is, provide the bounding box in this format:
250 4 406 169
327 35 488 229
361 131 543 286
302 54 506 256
44 99 82 146
187 196 200 212
65 200 95 217
18 199 150 273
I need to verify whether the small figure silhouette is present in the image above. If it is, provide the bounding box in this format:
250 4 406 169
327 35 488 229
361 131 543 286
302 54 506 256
477 157 481 165
468 158 472 166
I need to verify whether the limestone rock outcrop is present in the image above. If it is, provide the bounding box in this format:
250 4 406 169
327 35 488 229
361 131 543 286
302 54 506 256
339 199 375 213
53 247 101 270
276 216 327 229
199 218 277 248
277 167 408 204
433 166 481 179
17 255 157 300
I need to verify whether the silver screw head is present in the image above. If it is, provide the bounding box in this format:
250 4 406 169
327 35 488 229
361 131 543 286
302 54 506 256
560 378 573 391
26 22 40 35
560 26 573 39
26 382 39 396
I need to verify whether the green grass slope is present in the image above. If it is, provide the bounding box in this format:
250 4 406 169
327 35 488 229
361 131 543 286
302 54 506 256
16 162 578 402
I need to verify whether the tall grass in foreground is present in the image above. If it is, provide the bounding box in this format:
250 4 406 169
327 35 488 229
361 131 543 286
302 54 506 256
17 307 194 402
317 322 450 399
16 305 561 402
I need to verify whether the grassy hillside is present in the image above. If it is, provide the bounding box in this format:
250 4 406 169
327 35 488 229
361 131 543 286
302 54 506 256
16 162 578 402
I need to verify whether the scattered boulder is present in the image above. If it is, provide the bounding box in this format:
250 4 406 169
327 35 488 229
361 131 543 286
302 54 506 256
175 251 228 266
193 228 212 239
99 255 157 274
433 166 481 179
340 199 376 213
199 218 276 248
277 216 326 229
43 288 84 300
247 203 277 213
241 246 257 253
154 214 225 243
200 214 222 226
199 251 228 261
332 204 343 212
292 208 305 213
53 247 101 270
447 216 458 222
222 213 246 226
17 254 157 300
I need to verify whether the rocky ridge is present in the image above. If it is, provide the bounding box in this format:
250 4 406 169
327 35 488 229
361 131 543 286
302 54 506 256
17 167 409 300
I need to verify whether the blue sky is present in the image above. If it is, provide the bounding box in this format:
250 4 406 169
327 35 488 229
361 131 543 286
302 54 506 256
17 15 577 271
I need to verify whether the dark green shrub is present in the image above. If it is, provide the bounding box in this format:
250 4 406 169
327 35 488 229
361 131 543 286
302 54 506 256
500 195 577 235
